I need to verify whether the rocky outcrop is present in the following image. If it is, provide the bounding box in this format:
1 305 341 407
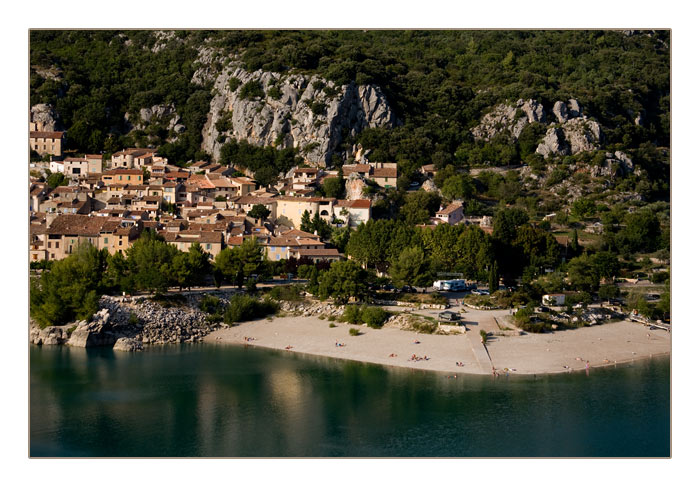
421 178 439 193
31 104 61 131
536 100 603 157
278 300 344 317
589 151 635 179
345 172 370 200
201 67 398 166
536 127 568 157
30 324 71 346
471 99 546 141
66 309 119 348
473 97 603 157
125 104 185 135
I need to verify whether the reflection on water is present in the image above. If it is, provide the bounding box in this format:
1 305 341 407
30 344 670 457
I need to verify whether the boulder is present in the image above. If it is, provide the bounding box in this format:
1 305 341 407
567 99 581 118
421 179 439 193
552 101 569 123
113 337 143 352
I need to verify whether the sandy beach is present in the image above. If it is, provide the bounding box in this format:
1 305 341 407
203 306 671 375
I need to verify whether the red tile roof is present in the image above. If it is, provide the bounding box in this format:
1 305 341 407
293 248 342 257
372 167 398 178
30 131 64 139
336 199 371 209
46 214 110 236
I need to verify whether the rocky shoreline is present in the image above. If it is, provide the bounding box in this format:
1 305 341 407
29 293 351 352
30 294 230 351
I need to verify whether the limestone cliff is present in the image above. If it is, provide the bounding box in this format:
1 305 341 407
472 97 603 157
200 67 398 166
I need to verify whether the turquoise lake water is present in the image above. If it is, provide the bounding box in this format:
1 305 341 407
30 344 670 457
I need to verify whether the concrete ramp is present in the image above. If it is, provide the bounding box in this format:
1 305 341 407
466 330 494 374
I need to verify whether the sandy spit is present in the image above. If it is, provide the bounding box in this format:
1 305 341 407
203 307 670 376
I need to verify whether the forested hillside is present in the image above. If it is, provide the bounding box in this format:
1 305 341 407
30 30 669 166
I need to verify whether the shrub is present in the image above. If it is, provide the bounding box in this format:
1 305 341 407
266 285 304 302
349 327 360 336
329 322 336 328
361 306 389 329
519 321 551 333
239 80 265 100
267 85 282 100
310 101 327 116
150 293 186 308
223 295 279 324
340 305 363 324
128 313 140 326
480 329 488 343
650 271 669 284
199 295 222 314
228 77 242 92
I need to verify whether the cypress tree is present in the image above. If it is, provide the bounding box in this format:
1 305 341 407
489 260 499 294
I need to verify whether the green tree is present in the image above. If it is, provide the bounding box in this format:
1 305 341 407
322 175 345 199
400 190 442 225
214 239 265 288
492 207 530 244
317 260 369 304
566 254 600 292
389 246 433 287
46 171 68 188
30 243 108 327
616 210 661 254
248 204 271 221
126 231 178 292
570 198 596 219
440 174 474 201
598 284 620 301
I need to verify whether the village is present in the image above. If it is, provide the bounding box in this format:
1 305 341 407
29 119 479 267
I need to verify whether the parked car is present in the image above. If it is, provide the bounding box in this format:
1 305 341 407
438 311 462 321
400 285 416 293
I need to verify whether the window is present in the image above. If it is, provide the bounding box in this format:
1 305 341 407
206 244 211 250
104 237 108 244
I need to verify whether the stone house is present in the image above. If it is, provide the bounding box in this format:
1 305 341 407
102 169 143 185
30 130 64 157
275 196 335 229
436 203 464 225
110 148 157 169
333 199 372 227
63 157 102 178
